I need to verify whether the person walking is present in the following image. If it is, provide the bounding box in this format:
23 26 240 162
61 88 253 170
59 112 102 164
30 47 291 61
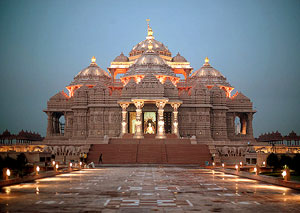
98 153 103 164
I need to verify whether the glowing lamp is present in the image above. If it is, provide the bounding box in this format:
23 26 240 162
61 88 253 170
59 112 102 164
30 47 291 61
222 163 225 167
36 166 40 172
263 161 266 166
239 162 243 166
52 161 55 166
69 163 72 167
235 165 238 170
55 164 59 169
212 162 215 166
6 169 11 177
282 170 287 178
254 167 257 173
80 162 82 166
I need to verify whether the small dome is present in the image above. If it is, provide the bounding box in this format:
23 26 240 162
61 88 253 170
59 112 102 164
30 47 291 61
172 53 187 62
69 57 111 86
113 52 129 62
190 57 232 87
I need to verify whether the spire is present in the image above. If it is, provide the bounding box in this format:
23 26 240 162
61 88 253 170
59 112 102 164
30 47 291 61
90 56 97 66
204 56 210 66
146 18 154 39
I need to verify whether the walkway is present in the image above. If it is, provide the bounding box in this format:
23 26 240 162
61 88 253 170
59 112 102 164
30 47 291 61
1 167 300 212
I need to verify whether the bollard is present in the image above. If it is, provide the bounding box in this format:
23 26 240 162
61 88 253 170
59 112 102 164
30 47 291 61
3 168 11 181
35 165 40 175
69 162 72 171
282 168 290 181
55 163 59 172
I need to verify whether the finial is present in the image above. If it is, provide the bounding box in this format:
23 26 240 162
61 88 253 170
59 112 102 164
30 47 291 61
204 56 210 66
91 56 97 65
146 18 154 39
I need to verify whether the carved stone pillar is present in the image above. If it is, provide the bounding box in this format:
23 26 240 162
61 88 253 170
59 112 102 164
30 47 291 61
247 113 253 137
119 103 130 137
155 100 167 139
133 100 144 139
171 103 181 137
47 112 53 137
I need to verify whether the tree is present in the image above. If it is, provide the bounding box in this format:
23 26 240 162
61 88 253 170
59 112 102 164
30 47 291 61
279 155 292 168
291 154 300 174
266 153 279 169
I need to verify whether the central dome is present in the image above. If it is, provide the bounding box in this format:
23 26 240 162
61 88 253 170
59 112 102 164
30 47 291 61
129 24 171 58
129 39 171 58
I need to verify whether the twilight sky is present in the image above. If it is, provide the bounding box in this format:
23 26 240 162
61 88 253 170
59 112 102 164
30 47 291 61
0 0 299 137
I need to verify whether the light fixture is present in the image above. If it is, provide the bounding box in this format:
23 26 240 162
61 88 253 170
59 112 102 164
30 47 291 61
6 169 11 177
52 161 55 166
36 166 40 172
254 167 257 173
282 170 287 178
235 165 238 170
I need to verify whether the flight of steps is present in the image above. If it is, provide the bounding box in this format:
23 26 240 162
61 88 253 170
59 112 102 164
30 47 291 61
87 138 212 165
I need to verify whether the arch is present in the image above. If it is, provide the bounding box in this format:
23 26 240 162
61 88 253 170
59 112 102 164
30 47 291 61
234 113 248 135
52 112 65 136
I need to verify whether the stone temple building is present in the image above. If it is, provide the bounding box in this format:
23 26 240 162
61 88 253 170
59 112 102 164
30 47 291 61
43 22 257 165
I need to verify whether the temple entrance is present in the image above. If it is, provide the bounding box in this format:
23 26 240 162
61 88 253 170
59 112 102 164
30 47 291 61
164 112 172 134
143 112 157 134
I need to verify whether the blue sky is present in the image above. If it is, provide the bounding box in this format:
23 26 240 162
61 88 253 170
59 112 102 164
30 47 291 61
0 0 299 137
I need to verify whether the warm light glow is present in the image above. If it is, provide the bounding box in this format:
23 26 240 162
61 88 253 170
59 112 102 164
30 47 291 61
80 162 82 166
222 163 225 167
253 184 289 191
263 161 266 166
235 165 238 170
282 170 287 177
36 166 40 172
212 162 215 166
69 163 72 167
205 56 209 64
52 161 55 166
6 169 11 177
239 162 242 166
254 167 257 173
55 164 59 169
91 56 96 63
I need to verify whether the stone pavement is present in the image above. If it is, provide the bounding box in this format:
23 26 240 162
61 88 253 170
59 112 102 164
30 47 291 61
1 167 300 212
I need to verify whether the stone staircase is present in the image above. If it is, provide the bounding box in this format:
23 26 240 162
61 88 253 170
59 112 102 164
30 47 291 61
87 138 212 165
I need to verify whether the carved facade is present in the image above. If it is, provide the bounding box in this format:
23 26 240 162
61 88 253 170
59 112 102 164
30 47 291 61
44 23 256 160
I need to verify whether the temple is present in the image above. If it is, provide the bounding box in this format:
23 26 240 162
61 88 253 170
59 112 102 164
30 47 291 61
43 21 257 165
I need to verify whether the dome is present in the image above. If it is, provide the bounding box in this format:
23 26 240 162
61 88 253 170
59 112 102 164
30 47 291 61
113 52 129 62
123 47 176 78
172 52 187 62
129 39 171 57
69 56 111 86
190 57 232 87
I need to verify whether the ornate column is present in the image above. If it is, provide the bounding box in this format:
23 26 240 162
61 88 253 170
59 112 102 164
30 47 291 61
47 112 53 137
119 103 130 137
171 103 181 137
246 113 253 137
156 100 167 139
133 100 144 139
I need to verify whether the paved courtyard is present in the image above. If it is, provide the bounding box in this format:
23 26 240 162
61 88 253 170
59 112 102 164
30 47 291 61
1 167 300 212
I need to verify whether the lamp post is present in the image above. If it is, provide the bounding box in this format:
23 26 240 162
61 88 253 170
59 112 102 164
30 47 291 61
282 167 290 181
55 163 59 172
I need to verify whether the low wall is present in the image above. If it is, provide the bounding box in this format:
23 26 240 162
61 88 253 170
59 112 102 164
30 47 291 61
216 168 300 190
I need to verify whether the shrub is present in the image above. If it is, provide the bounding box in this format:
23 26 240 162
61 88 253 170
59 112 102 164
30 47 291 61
279 155 292 168
266 153 279 169
291 154 300 174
